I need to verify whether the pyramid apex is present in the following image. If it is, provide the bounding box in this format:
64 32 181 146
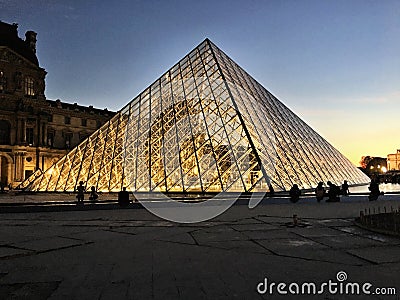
202 37 213 45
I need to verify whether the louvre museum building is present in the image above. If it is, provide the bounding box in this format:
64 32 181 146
0 21 114 189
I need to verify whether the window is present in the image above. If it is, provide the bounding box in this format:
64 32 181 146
0 71 5 92
24 170 34 180
81 118 87 126
24 76 35 96
47 131 54 147
47 114 53 123
0 120 11 144
26 127 34 145
65 116 71 124
65 133 72 149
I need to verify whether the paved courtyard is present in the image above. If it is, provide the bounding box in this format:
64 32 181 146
0 198 400 299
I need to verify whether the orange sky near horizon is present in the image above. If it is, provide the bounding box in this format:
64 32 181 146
292 92 399 167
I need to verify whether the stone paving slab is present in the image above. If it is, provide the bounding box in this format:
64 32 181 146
347 246 400 264
0 200 399 299
0 281 60 299
287 226 348 237
241 229 300 240
312 235 386 249
157 232 197 245
195 240 270 254
11 236 86 253
230 223 280 231
0 246 32 259
337 226 400 244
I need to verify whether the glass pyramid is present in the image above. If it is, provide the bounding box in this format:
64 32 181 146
27 39 369 193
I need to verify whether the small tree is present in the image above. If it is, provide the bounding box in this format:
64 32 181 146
360 156 373 169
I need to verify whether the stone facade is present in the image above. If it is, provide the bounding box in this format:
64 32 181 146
387 150 400 171
0 21 114 188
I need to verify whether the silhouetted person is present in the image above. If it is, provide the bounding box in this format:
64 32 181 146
368 179 382 201
341 180 349 196
118 187 130 207
0 182 4 193
315 182 325 202
76 181 85 204
326 181 340 202
289 184 301 203
89 186 98 202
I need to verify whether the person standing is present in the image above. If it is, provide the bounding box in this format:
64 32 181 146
76 181 85 204
341 180 350 196
368 179 382 201
118 187 130 207
315 182 325 202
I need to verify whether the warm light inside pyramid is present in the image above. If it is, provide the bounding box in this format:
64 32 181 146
26 39 369 193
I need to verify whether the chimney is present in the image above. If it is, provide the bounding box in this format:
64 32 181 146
25 30 37 53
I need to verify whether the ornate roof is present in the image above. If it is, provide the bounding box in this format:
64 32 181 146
0 21 39 66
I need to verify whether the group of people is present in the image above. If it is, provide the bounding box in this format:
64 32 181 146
76 181 99 204
76 181 132 206
75 179 383 205
312 180 349 203
289 179 381 203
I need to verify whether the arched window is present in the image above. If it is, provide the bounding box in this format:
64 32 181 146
0 71 5 92
24 76 35 96
0 120 11 144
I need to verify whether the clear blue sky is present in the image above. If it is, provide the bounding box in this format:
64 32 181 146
1 0 399 165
